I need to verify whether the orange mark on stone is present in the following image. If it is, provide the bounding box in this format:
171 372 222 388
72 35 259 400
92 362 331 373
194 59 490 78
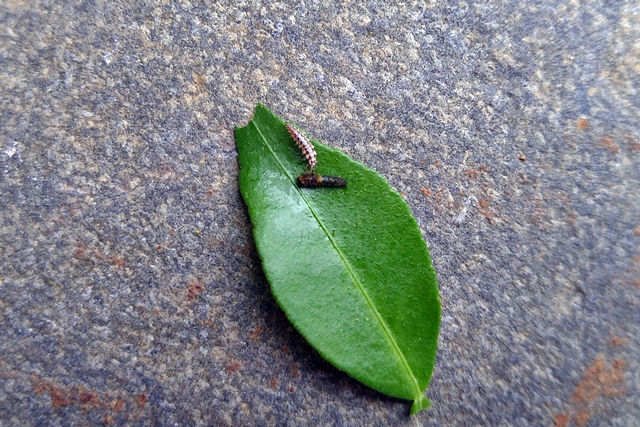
110 398 126 413
420 187 432 197
554 413 569 427
631 278 640 289
73 247 89 260
290 363 300 379
601 135 620 154
477 197 496 223
33 379 72 408
574 409 591 426
136 393 148 407
226 361 242 375
79 390 102 409
33 379 49 395
186 280 205 301
577 118 589 130
108 256 126 268
625 135 640 151
247 327 263 341
573 358 626 403
50 386 73 408
557 355 627 426
463 168 480 179
479 209 493 222
31 375 146 418
633 226 640 237
610 336 628 347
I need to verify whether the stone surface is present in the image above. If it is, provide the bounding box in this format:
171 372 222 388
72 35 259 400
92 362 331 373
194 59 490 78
1 1 639 426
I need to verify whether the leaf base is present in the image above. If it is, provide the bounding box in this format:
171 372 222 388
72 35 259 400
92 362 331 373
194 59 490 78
410 395 431 415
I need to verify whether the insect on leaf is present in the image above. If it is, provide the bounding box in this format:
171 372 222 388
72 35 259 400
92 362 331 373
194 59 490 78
235 104 441 415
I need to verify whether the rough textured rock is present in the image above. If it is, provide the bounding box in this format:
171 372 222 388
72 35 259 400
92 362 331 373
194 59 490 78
1 1 638 426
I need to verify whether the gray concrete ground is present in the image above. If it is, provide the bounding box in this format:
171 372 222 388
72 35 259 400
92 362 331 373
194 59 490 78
1 1 639 426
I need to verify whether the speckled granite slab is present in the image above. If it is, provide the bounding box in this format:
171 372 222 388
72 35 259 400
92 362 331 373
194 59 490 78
1 1 638 426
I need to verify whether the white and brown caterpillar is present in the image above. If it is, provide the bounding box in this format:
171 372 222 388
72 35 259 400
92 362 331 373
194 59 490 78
297 172 347 188
286 124 317 171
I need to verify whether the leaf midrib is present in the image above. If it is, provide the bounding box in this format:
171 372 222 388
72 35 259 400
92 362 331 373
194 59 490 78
251 119 421 399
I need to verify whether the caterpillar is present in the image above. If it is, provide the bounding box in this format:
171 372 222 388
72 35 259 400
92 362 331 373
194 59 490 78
297 172 347 188
286 124 317 170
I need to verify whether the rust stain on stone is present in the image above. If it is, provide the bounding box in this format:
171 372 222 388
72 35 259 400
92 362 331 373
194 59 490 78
577 117 589 130
555 355 627 426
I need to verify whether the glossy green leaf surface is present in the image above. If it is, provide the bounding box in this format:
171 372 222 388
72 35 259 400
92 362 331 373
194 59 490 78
235 104 441 414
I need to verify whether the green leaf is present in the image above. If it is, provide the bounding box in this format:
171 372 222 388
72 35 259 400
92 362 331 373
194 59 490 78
235 104 441 414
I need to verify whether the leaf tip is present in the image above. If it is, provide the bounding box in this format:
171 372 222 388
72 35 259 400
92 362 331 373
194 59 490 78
410 395 431 415
255 103 270 115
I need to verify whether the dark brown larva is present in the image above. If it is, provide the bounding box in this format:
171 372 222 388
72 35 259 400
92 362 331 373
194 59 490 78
286 124 317 170
297 173 347 188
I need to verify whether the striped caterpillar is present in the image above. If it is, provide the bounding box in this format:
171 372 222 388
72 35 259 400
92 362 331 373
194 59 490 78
286 124 317 171
297 172 347 188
